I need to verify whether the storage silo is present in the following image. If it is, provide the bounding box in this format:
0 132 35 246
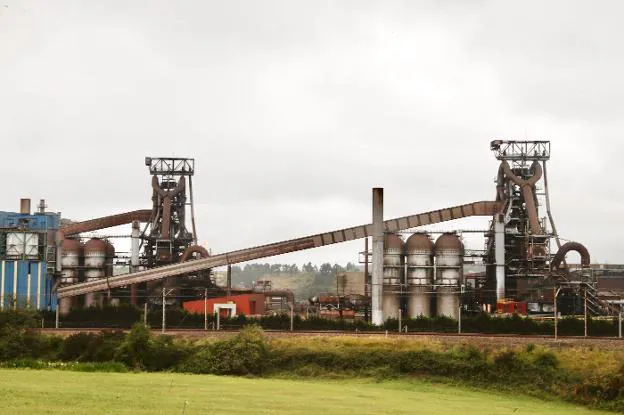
105 240 115 277
84 238 107 308
382 233 404 321
59 238 83 315
405 233 434 318
434 233 463 320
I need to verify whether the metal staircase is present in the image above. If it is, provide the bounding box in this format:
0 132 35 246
580 268 621 316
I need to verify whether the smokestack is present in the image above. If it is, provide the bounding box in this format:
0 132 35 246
371 188 384 325
495 214 505 301
20 198 31 215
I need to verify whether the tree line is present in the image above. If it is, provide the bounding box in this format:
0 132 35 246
231 262 361 284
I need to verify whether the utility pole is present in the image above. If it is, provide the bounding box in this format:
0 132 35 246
162 288 166 334
584 287 588 338
619 309 622 339
458 285 464 334
226 265 232 298
143 302 148 326
204 288 208 331
55 306 59 329
290 303 294 332
161 288 175 333
398 308 401 334
364 237 369 322
554 286 561 340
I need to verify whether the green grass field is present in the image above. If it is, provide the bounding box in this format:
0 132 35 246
0 369 610 415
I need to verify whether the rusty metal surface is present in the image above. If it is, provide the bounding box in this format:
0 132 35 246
551 242 591 269
501 160 543 234
434 232 464 252
180 245 210 262
405 233 434 252
58 200 500 298
61 210 152 235
384 233 404 250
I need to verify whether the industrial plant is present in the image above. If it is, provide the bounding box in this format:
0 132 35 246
1 141 622 323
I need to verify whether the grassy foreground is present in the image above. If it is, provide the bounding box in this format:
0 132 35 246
0 369 611 415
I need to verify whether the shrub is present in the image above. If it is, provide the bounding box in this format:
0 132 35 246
178 325 269 375
0 310 52 361
59 331 125 362
144 335 189 371
533 351 559 370
59 333 95 361
114 323 151 369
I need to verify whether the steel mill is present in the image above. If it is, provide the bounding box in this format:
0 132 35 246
2 142 621 322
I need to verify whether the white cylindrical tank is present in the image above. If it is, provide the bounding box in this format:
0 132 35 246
61 238 82 269
83 239 108 308
382 233 404 321
405 233 434 318
83 269 105 308
105 241 115 278
84 238 107 268
434 233 463 320
59 239 83 315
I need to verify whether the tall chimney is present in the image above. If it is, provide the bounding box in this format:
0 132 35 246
20 198 31 215
371 188 384 325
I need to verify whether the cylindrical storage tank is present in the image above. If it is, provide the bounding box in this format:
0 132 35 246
382 233 404 321
84 238 107 268
405 233 434 318
60 238 82 269
105 241 115 277
59 239 83 315
83 268 105 308
84 238 108 308
434 233 463 320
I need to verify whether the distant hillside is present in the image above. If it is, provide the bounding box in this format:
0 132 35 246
213 262 485 301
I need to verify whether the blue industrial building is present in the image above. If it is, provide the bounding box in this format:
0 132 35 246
0 200 59 310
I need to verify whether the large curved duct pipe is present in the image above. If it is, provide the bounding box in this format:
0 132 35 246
151 176 186 240
496 163 506 202
60 210 153 236
550 242 590 270
501 161 543 234
180 245 210 262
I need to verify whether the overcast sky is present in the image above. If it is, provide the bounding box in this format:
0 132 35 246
2 1 623 266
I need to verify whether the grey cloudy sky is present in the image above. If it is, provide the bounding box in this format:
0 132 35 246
2 1 623 266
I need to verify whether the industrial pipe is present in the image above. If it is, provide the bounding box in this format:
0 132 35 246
58 200 501 298
501 161 543 234
550 242 590 270
60 210 152 236
151 176 186 240
179 245 210 262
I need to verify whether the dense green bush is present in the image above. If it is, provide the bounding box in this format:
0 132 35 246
0 312 622 412
178 325 269 375
112 324 188 371
0 309 52 361
113 323 152 369
143 334 189 371
59 331 125 362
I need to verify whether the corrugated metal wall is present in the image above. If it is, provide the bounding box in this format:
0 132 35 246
0 208 60 311
0 260 53 310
